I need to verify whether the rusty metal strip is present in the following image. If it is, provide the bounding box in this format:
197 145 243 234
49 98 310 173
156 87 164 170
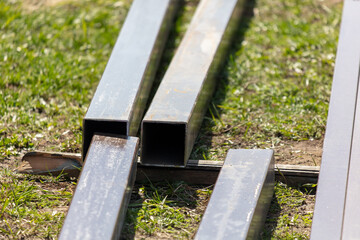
16 151 320 185
194 149 274 240
83 0 178 159
141 0 245 166
136 161 318 185
59 135 139 240
311 1 360 239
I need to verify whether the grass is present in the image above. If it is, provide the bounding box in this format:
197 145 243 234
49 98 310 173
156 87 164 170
0 0 342 239
122 182 212 239
1 0 131 237
191 0 341 161
261 183 316 239
0 0 131 158
0 169 74 238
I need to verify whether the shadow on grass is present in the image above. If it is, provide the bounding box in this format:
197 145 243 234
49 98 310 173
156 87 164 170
260 193 282 239
260 183 316 239
190 0 257 160
121 181 206 239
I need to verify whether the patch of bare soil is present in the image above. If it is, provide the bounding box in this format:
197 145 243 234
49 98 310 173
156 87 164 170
274 139 323 166
200 128 324 166
0 150 27 171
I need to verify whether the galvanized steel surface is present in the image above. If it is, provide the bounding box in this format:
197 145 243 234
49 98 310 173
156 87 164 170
194 149 274 240
141 0 244 166
83 0 177 158
59 135 139 240
342 74 360 239
310 0 360 239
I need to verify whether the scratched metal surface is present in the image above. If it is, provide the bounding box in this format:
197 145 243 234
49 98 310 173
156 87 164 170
194 149 274 240
310 1 360 239
83 0 177 158
59 135 139 240
141 0 245 166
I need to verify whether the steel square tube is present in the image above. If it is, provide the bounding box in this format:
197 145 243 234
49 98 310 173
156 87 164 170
194 149 274 240
83 0 177 159
59 135 139 240
141 0 245 166
310 1 360 239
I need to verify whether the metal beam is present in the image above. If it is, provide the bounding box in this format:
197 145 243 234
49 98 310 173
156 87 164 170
63 2 178 238
342 73 360 239
311 1 360 239
59 135 139 240
83 0 177 159
141 0 245 166
194 149 274 240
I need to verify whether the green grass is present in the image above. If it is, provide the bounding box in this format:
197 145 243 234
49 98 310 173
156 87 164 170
0 0 131 237
191 0 341 161
262 183 316 239
122 182 212 239
0 169 74 238
0 0 342 239
0 0 130 157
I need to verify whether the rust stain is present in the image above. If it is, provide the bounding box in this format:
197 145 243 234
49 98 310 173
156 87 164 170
173 88 188 94
147 113 154 120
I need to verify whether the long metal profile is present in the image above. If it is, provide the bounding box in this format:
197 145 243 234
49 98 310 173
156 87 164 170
59 135 139 240
141 0 245 166
83 0 177 159
311 1 360 239
342 73 360 239
194 149 274 240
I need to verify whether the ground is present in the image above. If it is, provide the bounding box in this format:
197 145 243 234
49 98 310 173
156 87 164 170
275 139 323 166
0 0 341 239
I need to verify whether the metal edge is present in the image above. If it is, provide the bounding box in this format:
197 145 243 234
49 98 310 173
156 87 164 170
311 1 360 238
127 0 179 137
59 134 139 240
141 0 246 166
112 139 138 239
246 151 274 239
194 149 274 240
82 0 178 160
341 72 360 238
184 0 246 164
